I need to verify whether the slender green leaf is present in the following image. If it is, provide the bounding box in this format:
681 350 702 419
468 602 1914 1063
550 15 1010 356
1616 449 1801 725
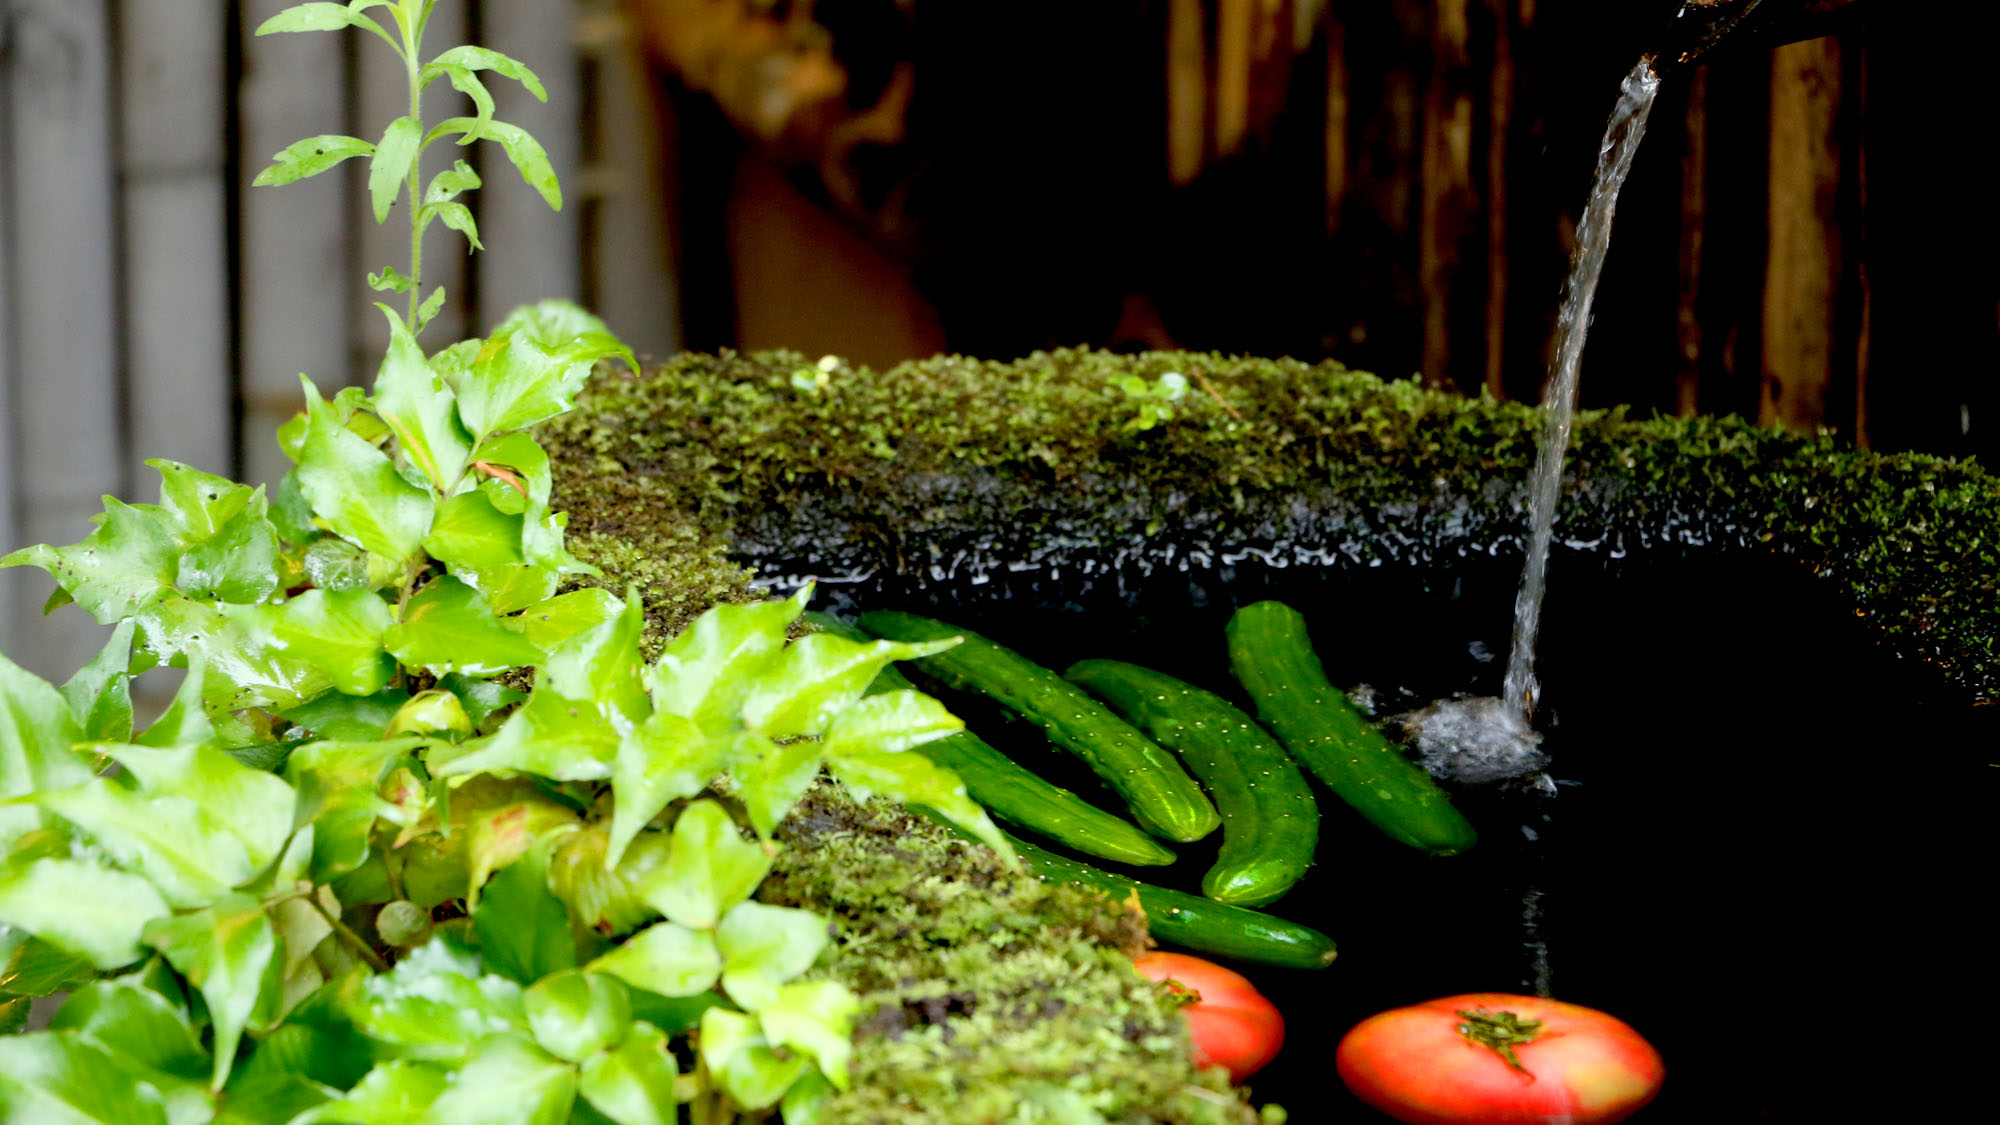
424 200 482 251
252 134 375 187
296 377 432 566
817 689 963 757
461 118 560 210
427 64 496 144
0 858 169 969
424 160 480 204
145 893 279 1089
384 576 544 675
577 1021 678 1125
368 116 422 224
474 842 575 985
414 285 448 335
0 1033 171 1124
588 921 721 999
714 902 829 1012
428 46 547 101
639 799 771 931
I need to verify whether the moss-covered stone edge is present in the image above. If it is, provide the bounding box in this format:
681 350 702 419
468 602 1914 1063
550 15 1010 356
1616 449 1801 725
546 347 2000 702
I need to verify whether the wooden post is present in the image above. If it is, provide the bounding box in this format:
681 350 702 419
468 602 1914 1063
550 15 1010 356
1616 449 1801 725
1676 67 1708 417
1420 0 1474 388
1167 0 1205 186
1215 0 1251 159
1483 0 1513 399
120 0 233 482
1760 35 1845 433
1323 8 1346 233
476 0 584 324
1 0 124 677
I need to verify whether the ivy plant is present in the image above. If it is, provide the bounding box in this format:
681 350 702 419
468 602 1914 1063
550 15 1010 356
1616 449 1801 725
0 3 1005 1121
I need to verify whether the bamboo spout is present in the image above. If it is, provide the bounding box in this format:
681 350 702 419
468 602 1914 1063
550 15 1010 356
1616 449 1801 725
1652 0 1869 73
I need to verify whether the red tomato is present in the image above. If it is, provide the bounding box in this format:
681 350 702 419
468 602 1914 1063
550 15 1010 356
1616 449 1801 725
1336 993 1663 1124
1134 952 1285 1082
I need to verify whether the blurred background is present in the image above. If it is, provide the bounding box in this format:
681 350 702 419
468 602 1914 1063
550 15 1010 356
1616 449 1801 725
2 0 1995 682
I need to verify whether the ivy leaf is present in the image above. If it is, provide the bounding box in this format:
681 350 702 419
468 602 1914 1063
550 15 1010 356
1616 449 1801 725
296 1061 447 1123
757 980 861 1090
456 312 633 440
135 656 218 748
27 780 254 907
734 733 823 839
425 1033 576 1124
252 133 375 187
338 941 527 1061
437 685 618 782
384 576 544 676
742 635 959 737
214 1072 335 1125
383 690 471 739
279 689 409 742
0 1034 171 1124
818 690 964 757
525 969 631 1063
473 841 576 985
427 46 548 102
174 494 281 605
699 1007 809 1112
828 749 1013 863
781 1070 833 1125
368 116 422 224
606 712 726 870
296 376 432 568
48 978 209 1085
463 793 584 906
133 598 334 714
651 589 809 725
714 902 830 1013
543 589 648 723
2 649 93 844
60 620 136 743
0 858 169 969
145 893 280 1089
639 799 772 931
103 740 298 870
0 937 97 997
588 921 722 999
0 497 181 624
152 460 259 541
424 489 526 574
577 1021 679 1125
372 307 473 491
548 824 671 939
264 589 398 696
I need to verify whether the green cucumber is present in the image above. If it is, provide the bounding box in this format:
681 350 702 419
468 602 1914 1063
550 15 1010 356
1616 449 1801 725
1010 834 1337 969
804 613 1175 866
1226 600 1477 855
857 611 1220 843
1065 659 1318 906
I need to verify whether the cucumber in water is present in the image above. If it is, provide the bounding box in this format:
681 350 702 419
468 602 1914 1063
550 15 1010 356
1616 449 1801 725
1010 834 1337 969
1226 600 1477 856
1065 659 1318 906
804 613 1175 866
857 611 1221 843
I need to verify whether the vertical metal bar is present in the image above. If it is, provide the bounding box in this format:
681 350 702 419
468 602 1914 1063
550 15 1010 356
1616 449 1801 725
477 0 582 327
2 0 123 677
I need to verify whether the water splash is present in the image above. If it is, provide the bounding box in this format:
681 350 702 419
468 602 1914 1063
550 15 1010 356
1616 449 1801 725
1502 61 1664 718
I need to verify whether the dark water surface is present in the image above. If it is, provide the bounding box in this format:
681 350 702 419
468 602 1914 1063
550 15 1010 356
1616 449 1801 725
812 546 1994 1122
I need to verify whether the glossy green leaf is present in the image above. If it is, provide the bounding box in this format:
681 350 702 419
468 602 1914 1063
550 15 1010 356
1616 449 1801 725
424 489 525 575
577 1021 678 1125
640 799 771 931
734 732 822 839
0 938 96 997
543 589 648 723
368 116 422 224
134 599 334 714
1 649 93 844
296 377 432 567
428 46 548 102
456 118 559 210
474 842 575 985
0 858 169 969
524 969 631 1062
699 1007 808 1112
299 537 377 593
339 941 527 1060
606 712 724 870
828 748 1012 863
152 460 260 541
456 318 632 440
373 308 473 490
48 978 208 1083
510 588 622 652
145 893 279 1088
214 1072 334 1125
588 921 721 999
0 1033 171 1124
103 740 298 870
714 902 829 1012
425 1033 576 1123
384 576 544 676
279 690 409 742
252 133 375 187
437 685 618 782
743 634 958 737
424 159 481 205
822 689 962 760
264 589 397 696
298 1061 447 1123
176 500 281 605
60 620 136 743
1 497 180 624
758 980 860 1089
135 658 217 749
28 782 252 908
384 689 471 738
548 824 670 939
0 996 27 1034
651 589 809 724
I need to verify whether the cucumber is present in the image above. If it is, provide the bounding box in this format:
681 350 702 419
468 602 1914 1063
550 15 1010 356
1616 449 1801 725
1065 659 1318 906
1226 601 1477 856
857 611 1220 843
1009 834 1337 969
804 613 1175 866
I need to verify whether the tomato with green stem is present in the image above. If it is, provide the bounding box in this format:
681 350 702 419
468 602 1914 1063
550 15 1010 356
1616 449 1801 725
1133 952 1285 1082
1336 993 1664 1124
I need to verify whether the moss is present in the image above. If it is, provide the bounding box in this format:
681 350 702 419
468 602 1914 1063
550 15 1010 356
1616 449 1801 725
546 348 2000 699
763 785 1270 1125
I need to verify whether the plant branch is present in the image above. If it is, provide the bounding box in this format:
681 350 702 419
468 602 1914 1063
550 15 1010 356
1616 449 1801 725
307 892 392 974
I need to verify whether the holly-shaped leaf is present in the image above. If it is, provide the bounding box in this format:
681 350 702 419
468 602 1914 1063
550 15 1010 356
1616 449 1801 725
0 496 181 623
263 589 398 697
714 902 830 1012
639 800 772 931
0 858 170 969
474 842 576 985
698 1007 809 1112
455 309 633 441
175 497 282 605
295 376 432 568
650 589 808 725
734 733 823 840
606 712 727 869
145 893 279 1089
104 739 299 871
740 634 959 737
371 307 472 490
384 576 543 676
577 1021 679 1125
828 748 1013 864
757 980 861 1090
818 689 964 758
59 620 136 743
588 921 722 999
524 969 631 1063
